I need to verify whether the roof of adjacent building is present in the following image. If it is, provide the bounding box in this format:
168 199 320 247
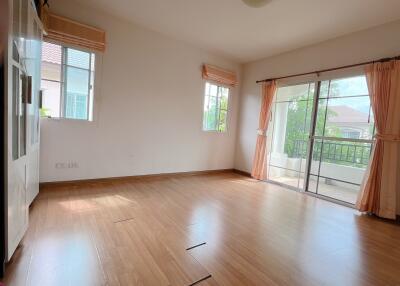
329 105 373 123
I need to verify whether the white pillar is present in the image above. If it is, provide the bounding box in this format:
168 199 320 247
272 102 288 154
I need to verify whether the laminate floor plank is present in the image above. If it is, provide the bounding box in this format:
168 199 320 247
2 172 400 286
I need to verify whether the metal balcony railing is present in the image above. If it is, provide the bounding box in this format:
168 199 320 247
291 139 372 167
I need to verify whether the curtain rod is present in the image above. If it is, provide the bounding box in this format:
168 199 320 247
256 55 400 84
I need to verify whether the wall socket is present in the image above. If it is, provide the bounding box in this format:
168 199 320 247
55 162 79 169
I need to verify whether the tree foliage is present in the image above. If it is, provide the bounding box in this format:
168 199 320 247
284 96 340 158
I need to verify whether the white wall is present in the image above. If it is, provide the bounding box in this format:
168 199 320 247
235 20 400 173
39 0 241 182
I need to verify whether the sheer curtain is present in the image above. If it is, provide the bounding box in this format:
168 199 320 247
251 81 277 180
356 60 400 219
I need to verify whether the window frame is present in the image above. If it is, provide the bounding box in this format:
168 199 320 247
202 81 230 133
41 41 96 121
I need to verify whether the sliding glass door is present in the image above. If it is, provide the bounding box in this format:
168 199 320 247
267 83 315 190
267 75 374 205
307 76 373 204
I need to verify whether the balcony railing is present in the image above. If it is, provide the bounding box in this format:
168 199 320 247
291 139 372 167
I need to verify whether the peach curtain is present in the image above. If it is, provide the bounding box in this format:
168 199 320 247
251 81 277 180
356 60 400 219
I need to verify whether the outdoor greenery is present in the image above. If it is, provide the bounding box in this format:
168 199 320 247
282 81 371 168
40 108 51 117
203 84 229 132
283 95 340 158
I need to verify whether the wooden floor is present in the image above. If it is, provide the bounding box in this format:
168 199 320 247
2 172 400 286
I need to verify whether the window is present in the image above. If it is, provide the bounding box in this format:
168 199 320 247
203 82 229 132
40 42 95 120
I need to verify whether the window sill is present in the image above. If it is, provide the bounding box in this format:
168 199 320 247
40 117 93 123
202 129 228 134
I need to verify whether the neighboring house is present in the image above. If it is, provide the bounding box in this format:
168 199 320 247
327 105 373 139
65 92 88 119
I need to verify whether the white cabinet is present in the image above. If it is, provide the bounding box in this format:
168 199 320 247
5 0 43 261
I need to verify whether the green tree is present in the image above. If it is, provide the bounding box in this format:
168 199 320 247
284 96 340 158
40 108 51 117
282 79 371 168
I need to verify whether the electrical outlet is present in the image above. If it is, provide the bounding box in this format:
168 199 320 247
55 162 65 169
70 162 79 168
55 161 79 169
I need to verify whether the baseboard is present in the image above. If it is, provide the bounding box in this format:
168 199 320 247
39 168 236 188
232 169 251 177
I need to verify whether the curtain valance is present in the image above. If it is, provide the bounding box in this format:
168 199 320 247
202 64 238 87
41 8 106 52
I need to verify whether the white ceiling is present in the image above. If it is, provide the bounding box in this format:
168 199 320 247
80 0 400 63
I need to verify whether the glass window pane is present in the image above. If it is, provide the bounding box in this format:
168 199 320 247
65 92 88 120
322 96 373 139
268 83 314 190
205 96 217 130
308 76 373 205
218 110 227 132
32 29 41 144
317 179 360 204
269 100 307 169
12 40 20 63
208 84 218 97
268 166 301 189
40 42 95 121
221 86 229 99
203 82 229 132
314 98 328 136
66 48 90 69
13 0 20 41
205 82 210 95
41 80 61 118
19 108 26 156
319 80 330 98
312 139 369 204
220 93 228 110
328 76 369 98
309 128 372 203
19 74 26 157
275 83 313 102
41 42 62 65
41 61 61 82
65 66 89 120
271 84 314 160
12 66 19 160
90 53 95 71
65 66 90 94
20 0 27 39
